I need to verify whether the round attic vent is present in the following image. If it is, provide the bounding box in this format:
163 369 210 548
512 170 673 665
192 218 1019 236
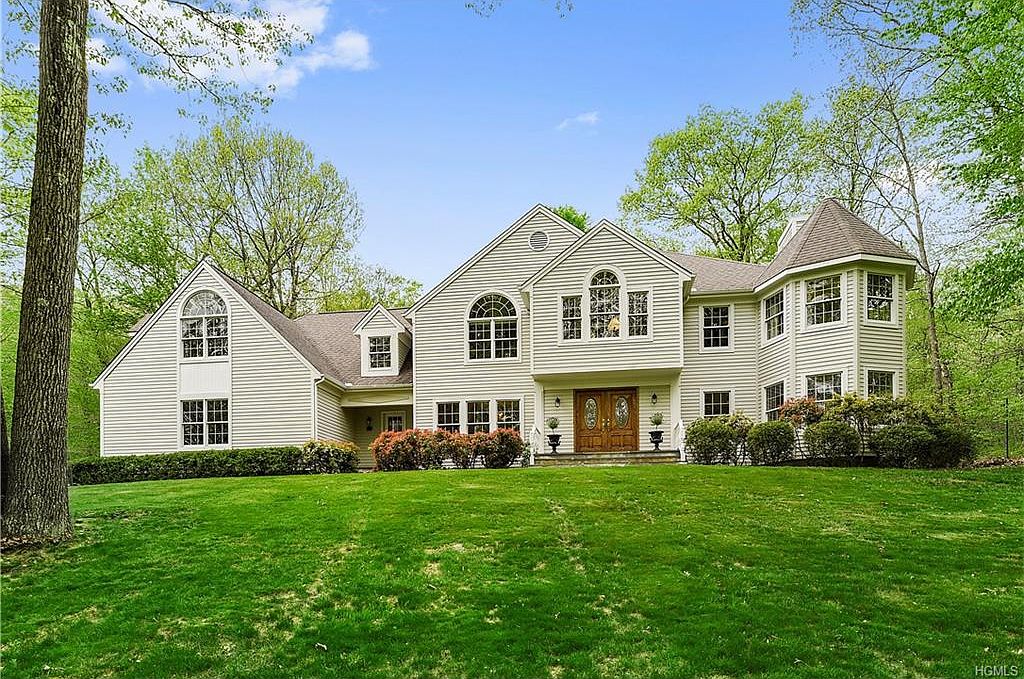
529 230 549 251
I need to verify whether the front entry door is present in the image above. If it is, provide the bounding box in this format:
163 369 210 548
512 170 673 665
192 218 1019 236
573 388 639 452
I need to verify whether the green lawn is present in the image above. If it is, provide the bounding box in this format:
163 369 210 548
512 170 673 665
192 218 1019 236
2 466 1021 679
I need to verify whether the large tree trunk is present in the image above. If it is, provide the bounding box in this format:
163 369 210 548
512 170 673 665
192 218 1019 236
2 0 88 542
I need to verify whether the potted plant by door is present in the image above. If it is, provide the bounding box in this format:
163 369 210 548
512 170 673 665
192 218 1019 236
649 412 664 451
546 417 561 453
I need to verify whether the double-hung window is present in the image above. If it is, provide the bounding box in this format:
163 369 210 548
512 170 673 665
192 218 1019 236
436 402 460 432
805 275 842 326
561 295 582 340
468 294 518 360
628 291 649 337
182 399 228 446
866 274 894 322
764 382 785 421
496 400 521 431
806 372 842 404
702 306 730 349
867 370 894 396
703 391 731 417
467 400 491 434
368 336 391 368
763 290 784 340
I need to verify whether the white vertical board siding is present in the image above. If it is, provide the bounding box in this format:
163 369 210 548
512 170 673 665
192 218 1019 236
413 212 578 432
856 268 908 395
316 381 354 442
100 269 316 455
531 228 684 375
757 282 794 416
792 266 858 398
681 296 760 424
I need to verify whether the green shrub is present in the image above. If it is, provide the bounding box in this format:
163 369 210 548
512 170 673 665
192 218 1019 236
685 419 739 464
747 421 796 465
868 424 937 468
803 420 860 460
481 429 524 468
67 445 359 485
300 439 359 474
920 424 976 468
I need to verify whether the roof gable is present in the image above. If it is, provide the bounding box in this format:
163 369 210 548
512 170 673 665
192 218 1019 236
522 219 693 289
352 304 408 335
408 204 584 316
93 260 324 387
757 198 915 286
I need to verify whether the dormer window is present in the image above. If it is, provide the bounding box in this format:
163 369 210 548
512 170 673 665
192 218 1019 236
181 291 228 358
369 336 391 368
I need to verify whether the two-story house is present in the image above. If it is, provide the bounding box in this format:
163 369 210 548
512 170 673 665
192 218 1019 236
93 198 916 466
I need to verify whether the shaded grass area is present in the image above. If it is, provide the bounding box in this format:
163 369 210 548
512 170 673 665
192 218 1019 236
2 466 1021 678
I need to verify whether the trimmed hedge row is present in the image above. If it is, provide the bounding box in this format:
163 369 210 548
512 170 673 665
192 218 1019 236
69 440 359 485
370 429 524 471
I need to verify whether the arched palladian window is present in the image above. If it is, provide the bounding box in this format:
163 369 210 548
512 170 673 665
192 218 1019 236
181 291 228 358
589 270 621 338
468 293 518 360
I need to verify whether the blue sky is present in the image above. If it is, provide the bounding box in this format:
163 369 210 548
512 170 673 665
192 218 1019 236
86 1 838 289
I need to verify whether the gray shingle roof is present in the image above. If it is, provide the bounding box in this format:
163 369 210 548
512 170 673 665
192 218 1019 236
757 198 915 285
212 263 411 387
296 310 413 387
659 198 915 294
659 252 767 294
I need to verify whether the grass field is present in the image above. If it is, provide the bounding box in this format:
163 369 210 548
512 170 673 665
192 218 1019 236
2 465 1021 678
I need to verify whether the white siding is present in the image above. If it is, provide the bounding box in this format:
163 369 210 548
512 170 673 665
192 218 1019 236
316 381 354 442
792 266 858 399
101 268 316 455
681 296 760 424
542 382 671 454
530 227 684 375
856 268 907 395
412 211 578 433
757 282 795 418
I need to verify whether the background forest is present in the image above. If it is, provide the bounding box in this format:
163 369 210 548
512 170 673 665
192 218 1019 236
1 0 1021 462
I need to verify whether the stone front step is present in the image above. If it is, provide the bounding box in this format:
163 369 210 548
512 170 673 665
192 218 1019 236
534 451 680 467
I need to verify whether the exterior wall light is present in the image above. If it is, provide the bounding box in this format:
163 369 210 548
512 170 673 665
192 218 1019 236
554 396 561 407
651 393 658 405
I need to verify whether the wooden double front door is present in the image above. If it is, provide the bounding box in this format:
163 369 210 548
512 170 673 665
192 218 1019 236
573 388 639 452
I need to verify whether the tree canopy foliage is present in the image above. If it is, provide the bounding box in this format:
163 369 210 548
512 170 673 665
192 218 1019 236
551 204 589 231
621 94 819 262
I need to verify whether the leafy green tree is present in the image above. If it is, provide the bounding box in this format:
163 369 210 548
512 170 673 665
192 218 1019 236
124 120 364 317
551 204 589 231
323 264 423 311
621 95 819 262
817 68 954 401
793 0 1023 231
3 0 311 542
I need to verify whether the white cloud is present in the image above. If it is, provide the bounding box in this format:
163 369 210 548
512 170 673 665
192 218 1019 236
93 0 373 95
557 111 599 131
86 37 128 76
